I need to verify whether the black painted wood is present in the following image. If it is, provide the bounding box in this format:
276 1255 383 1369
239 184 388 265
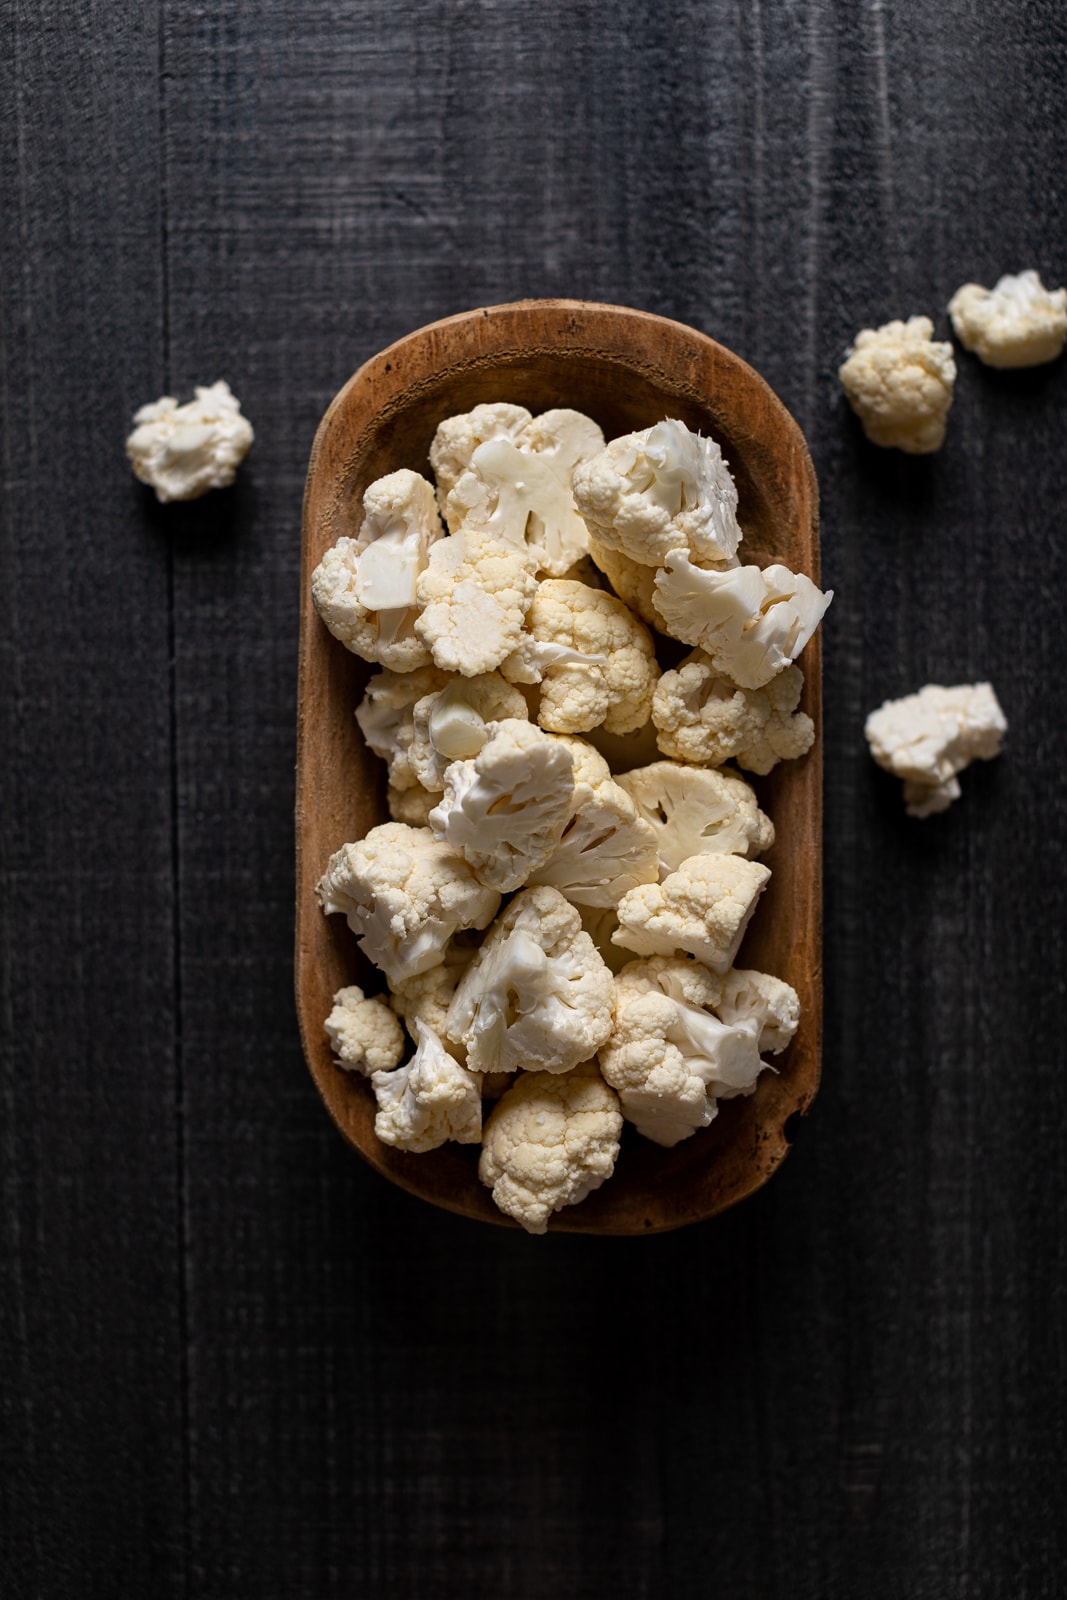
3 2 1066 1596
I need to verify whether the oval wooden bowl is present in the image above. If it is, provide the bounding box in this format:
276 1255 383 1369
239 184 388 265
296 298 822 1234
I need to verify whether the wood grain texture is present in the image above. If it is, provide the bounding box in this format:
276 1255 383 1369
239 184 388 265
296 298 822 1232
3 0 1066 1596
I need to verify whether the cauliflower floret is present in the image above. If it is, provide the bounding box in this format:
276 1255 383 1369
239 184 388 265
616 762 774 873
388 933 480 1040
864 682 1007 817
838 316 956 453
415 524 538 676
654 556 832 691
316 823 501 985
572 418 742 568
587 536 667 631
407 673 529 793
446 886 616 1076
501 580 658 735
948 270 1067 369
386 781 437 826
527 774 659 907
716 968 800 1056
355 664 453 791
428 718 575 892
444 409 605 575
478 1062 623 1233
324 985 406 1075
371 1019 481 1152
614 853 771 972
311 470 445 671
600 956 767 1146
126 380 254 502
429 403 533 505
651 652 814 773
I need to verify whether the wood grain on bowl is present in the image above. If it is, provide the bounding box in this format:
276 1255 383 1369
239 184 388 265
296 298 821 1233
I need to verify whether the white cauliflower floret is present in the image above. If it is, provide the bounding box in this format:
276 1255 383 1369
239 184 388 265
407 673 528 793
614 853 771 972
324 985 406 1075
527 774 659 907
388 934 480 1040
415 524 538 676
386 781 437 826
501 579 658 735
838 316 956 453
572 418 742 568
316 823 500 985
371 1019 481 1152
616 762 774 873
587 536 667 630
478 1062 623 1234
444 409 605 575
428 718 575 893
354 664 453 792
429 403 533 505
126 380 254 502
600 956 767 1146
651 653 814 773
864 682 1007 818
654 556 832 691
948 270 1067 369
446 886 616 1076
311 470 445 671
717 968 800 1056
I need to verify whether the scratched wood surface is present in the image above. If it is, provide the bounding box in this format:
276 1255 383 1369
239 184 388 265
2 2 1065 1596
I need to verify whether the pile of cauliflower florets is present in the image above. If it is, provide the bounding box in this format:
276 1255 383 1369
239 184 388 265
311 404 833 1233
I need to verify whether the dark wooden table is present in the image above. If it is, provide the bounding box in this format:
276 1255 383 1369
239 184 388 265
3 3 1065 1595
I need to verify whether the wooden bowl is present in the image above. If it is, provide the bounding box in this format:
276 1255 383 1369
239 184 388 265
296 298 822 1233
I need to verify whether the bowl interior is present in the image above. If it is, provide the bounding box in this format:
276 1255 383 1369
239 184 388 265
297 299 821 1233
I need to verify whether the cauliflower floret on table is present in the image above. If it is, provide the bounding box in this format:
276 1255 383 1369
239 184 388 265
355 664 453 793
429 718 575 893
312 470 445 672
415 524 539 676
652 653 814 773
864 682 1007 818
407 673 528 793
501 579 658 735
444 408 605 575
316 822 501 986
600 956 767 1146
838 316 956 453
371 1019 482 1152
654 556 832 691
717 968 800 1056
948 270 1067 369
324 985 406 1075
616 762 774 873
445 885 615 1076
429 403 533 506
572 418 742 568
614 853 771 973
478 1062 623 1234
126 379 254 502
